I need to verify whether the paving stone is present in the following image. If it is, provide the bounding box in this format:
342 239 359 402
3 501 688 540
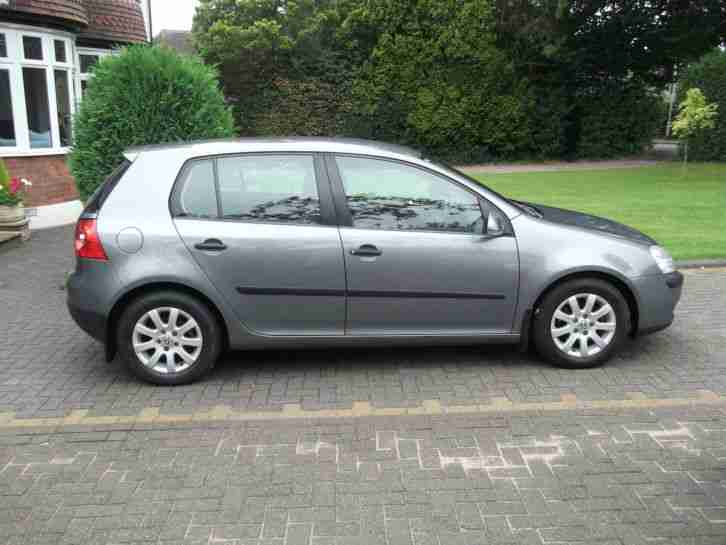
2 227 726 545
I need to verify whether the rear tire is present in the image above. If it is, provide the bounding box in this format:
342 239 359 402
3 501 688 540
532 278 630 369
117 291 222 385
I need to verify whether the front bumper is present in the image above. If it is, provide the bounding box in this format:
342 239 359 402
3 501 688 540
632 271 684 336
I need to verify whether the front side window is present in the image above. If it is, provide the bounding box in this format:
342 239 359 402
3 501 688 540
216 155 322 224
22 67 52 148
0 70 15 147
335 156 483 233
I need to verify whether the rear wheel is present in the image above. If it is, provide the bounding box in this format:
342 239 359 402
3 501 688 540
532 278 630 369
117 291 222 385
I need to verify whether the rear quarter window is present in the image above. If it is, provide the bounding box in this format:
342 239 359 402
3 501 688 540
170 159 219 219
83 159 132 216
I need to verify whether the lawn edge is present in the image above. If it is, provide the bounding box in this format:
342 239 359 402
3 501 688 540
677 259 726 269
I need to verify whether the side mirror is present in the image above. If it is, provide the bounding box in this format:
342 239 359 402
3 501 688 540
486 212 505 236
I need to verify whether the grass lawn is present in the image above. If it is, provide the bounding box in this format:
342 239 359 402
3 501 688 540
472 163 726 261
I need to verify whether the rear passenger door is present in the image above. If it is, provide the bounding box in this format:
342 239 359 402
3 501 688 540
172 153 346 336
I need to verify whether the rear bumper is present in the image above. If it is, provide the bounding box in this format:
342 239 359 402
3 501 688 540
632 271 683 336
67 297 107 342
66 259 118 344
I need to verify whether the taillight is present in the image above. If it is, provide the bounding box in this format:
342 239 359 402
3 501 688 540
75 218 108 261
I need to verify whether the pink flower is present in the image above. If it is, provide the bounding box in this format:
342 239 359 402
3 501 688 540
9 177 20 194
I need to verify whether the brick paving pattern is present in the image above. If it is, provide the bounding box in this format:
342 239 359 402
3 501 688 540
1 227 725 419
1 226 726 545
2 408 726 545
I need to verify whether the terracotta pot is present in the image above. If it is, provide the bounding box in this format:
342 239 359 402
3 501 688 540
0 204 24 224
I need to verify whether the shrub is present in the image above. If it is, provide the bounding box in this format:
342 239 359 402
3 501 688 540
70 45 235 201
678 49 726 161
574 83 662 159
252 78 353 137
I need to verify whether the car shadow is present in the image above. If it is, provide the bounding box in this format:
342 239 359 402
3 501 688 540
214 343 540 376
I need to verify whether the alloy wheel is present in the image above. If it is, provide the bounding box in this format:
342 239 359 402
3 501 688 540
550 293 617 358
132 307 203 374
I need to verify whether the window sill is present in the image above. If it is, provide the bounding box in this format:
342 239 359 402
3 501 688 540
0 147 71 158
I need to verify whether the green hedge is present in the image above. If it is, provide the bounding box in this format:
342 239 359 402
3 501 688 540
678 49 726 161
193 0 677 163
70 45 235 201
574 83 662 159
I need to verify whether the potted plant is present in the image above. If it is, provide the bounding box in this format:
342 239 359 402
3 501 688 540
0 159 31 228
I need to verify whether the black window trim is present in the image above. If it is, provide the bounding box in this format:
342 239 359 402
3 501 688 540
81 158 132 218
325 152 507 237
169 151 339 228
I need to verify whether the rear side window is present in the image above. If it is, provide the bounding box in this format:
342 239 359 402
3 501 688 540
83 159 131 215
171 159 218 219
216 154 321 225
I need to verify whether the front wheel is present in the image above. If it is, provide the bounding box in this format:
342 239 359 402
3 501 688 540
532 278 631 369
117 291 222 385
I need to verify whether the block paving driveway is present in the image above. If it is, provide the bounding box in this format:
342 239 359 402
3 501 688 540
1 226 726 545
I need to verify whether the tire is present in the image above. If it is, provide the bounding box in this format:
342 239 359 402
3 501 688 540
117 290 223 385
532 278 631 369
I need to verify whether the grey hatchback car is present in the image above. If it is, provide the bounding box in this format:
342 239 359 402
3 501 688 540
67 138 683 385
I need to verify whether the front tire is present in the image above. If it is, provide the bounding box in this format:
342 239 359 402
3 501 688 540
532 278 631 369
117 291 222 385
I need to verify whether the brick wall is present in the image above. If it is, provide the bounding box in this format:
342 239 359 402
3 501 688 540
3 154 79 207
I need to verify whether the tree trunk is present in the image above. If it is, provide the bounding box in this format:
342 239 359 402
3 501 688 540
683 140 689 166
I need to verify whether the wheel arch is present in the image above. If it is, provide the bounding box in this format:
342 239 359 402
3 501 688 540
105 281 229 362
529 270 639 338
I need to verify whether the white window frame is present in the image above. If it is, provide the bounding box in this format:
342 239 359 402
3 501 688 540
0 23 77 157
76 47 111 101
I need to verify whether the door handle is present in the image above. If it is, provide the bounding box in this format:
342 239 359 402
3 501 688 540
351 244 382 257
194 238 227 252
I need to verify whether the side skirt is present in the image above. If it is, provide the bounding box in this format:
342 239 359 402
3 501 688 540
229 332 520 351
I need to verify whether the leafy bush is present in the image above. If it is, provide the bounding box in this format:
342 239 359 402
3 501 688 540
678 49 726 161
70 45 235 201
252 78 354 137
194 0 722 163
344 0 537 163
574 83 662 159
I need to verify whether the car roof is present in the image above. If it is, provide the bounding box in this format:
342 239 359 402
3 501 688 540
124 137 422 162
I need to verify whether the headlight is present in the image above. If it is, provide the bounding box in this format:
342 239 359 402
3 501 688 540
650 245 675 274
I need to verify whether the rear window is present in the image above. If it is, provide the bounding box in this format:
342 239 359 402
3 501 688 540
83 159 132 216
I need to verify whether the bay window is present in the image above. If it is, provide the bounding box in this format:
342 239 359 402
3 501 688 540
76 47 110 99
0 25 76 155
54 69 73 146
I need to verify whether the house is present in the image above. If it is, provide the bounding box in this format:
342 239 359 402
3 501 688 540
0 0 146 228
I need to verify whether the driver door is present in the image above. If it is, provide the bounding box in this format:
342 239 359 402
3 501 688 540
328 155 519 335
